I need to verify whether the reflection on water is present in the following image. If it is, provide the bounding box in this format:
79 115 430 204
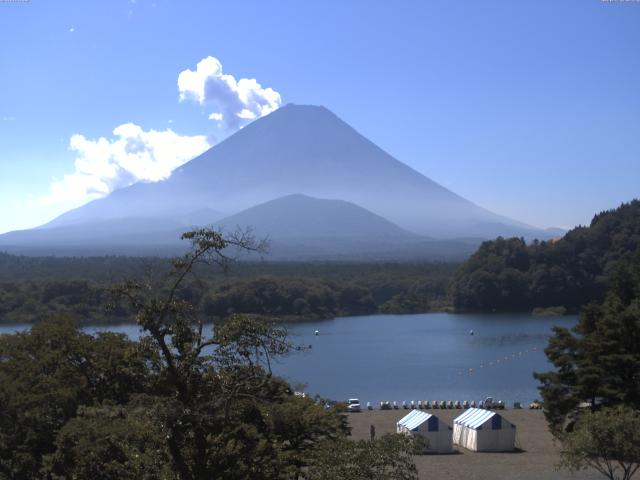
0 312 575 405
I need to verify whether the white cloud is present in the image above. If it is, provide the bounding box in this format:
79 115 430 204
39 123 210 207
178 56 281 131
35 56 278 215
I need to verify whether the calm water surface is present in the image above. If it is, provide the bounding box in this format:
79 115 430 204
0 313 575 405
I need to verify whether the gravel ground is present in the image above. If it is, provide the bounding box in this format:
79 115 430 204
347 409 601 480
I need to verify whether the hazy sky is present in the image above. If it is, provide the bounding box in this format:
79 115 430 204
1 0 639 234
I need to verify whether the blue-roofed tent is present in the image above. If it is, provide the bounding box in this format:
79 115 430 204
453 408 516 452
396 410 453 453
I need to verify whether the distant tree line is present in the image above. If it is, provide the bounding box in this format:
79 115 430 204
449 200 640 312
0 255 456 324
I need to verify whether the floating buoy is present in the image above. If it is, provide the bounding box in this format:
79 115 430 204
314 330 319 336
469 329 474 336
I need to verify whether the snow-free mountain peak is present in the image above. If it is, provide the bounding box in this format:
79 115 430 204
1 104 556 257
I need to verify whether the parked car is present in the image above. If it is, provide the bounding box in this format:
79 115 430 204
347 398 361 412
482 397 496 409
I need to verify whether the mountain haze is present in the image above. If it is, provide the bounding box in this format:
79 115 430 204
215 194 415 241
211 194 477 260
0 104 556 258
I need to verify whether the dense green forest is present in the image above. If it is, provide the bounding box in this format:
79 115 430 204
535 249 640 431
0 254 455 324
449 200 640 312
534 251 640 479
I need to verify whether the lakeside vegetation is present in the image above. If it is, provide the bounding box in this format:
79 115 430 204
449 200 640 313
534 248 640 480
0 256 455 324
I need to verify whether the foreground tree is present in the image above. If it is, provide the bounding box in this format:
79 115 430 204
535 250 640 432
305 434 420 480
1 229 355 479
92 228 348 479
558 406 640 480
0 316 150 479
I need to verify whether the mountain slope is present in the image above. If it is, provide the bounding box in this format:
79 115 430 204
210 194 478 260
215 194 416 240
0 194 479 260
39 104 547 239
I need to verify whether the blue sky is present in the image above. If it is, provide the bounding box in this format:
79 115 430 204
0 0 639 234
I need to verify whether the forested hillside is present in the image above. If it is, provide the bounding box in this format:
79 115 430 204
0 256 455 324
449 200 640 312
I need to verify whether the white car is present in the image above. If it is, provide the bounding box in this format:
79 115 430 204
347 398 361 412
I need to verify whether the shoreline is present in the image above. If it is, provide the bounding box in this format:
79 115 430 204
0 307 577 327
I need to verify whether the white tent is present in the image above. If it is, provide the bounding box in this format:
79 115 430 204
453 408 516 452
396 410 453 453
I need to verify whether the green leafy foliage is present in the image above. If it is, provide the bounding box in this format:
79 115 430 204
0 316 151 479
0 255 457 324
450 200 640 311
535 250 640 432
203 276 376 318
558 406 640 480
305 434 420 480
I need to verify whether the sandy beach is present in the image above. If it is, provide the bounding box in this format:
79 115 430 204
347 409 601 480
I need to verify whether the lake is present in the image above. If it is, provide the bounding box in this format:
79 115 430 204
0 312 575 406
